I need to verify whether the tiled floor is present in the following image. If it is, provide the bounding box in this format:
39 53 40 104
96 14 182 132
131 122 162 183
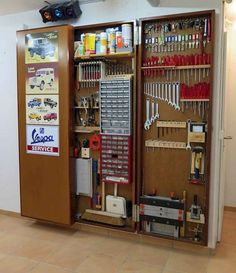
0 211 235 273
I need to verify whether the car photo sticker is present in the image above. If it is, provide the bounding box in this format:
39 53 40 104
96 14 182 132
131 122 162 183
25 31 59 64
25 63 59 94
26 125 59 156
26 95 59 125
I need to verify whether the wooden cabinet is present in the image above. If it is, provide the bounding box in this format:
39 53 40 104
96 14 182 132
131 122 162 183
17 10 215 245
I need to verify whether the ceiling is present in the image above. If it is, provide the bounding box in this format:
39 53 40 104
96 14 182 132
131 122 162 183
0 0 104 16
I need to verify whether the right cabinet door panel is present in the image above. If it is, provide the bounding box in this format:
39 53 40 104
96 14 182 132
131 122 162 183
137 10 215 245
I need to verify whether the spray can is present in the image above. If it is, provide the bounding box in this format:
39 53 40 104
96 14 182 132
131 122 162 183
85 33 90 55
95 34 101 54
122 24 132 48
100 32 107 54
116 31 123 49
109 29 116 53
89 33 96 54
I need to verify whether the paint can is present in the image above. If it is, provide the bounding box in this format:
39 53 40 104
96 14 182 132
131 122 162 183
100 32 107 54
122 24 132 48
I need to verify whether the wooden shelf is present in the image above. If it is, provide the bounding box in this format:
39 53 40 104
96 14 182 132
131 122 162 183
74 126 100 133
75 52 134 60
74 106 99 109
180 99 210 102
141 64 211 70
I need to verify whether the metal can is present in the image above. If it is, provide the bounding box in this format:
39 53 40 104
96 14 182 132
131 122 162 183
122 24 132 48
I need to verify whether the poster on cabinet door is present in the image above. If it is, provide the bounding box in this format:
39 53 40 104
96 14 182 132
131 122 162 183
26 95 59 125
25 63 59 94
25 31 59 64
26 125 59 156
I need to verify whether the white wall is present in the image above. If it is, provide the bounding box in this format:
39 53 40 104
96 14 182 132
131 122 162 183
0 0 223 248
224 25 236 207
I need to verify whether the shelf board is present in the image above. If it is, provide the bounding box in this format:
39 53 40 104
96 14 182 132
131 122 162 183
141 64 211 70
180 99 210 102
75 52 134 60
74 106 99 109
74 126 100 133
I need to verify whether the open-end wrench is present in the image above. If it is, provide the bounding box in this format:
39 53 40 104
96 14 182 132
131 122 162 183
172 83 177 109
151 100 155 123
161 83 164 101
155 83 158 99
186 119 191 150
158 83 161 99
165 83 168 103
144 98 151 130
168 83 173 106
154 100 160 120
175 83 180 111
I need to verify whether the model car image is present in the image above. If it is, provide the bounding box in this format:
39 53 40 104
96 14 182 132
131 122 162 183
28 113 41 121
28 68 54 91
44 98 57 108
27 37 55 59
28 98 41 108
43 113 57 121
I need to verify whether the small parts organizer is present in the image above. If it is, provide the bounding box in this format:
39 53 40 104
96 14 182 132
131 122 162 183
100 135 132 184
138 11 214 244
100 78 132 135
100 77 133 184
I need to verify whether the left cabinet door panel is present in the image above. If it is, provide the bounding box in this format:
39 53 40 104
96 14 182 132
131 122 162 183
17 25 75 225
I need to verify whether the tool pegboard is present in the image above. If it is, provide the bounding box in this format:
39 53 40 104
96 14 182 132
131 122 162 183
137 11 215 244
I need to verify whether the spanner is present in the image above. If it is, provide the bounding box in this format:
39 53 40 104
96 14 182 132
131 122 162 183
144 98 151 130
186 119 191 150
175 83 180 111
154 100 160 120
165 83 168 102
168 83 173 106
150 100 155 123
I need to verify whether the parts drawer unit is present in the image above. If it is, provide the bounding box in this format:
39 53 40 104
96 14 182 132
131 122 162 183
140 196 184 226
100 77 132 135
100 135 132 184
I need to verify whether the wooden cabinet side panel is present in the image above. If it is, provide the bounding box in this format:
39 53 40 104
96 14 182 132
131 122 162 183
17 25 75 225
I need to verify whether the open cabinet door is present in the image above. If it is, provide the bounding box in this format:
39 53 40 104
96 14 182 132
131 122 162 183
17 25 75 225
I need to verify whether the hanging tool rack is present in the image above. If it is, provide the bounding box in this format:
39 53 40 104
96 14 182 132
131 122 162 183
137 10 215 245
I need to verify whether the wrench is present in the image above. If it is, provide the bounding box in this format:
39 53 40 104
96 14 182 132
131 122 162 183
168 83 173 106
165 83 168 103
161 83 164 101
172 83 177 109
186 119 191 150
154 100 160 120
175 83 180 111
144 98 151 130
150 100 155 123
